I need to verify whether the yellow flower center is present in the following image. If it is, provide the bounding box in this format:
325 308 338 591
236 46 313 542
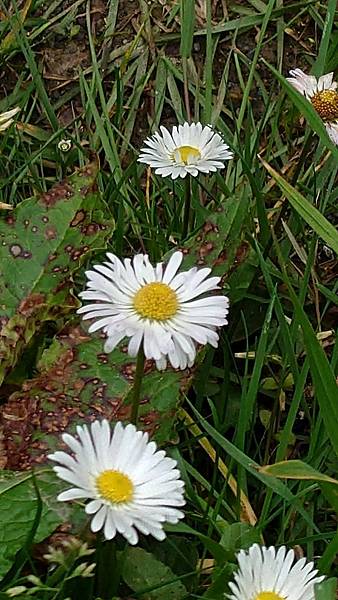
96 470 133 503
311 89 338 121
173 145 201 165
133 282 178 321
254 593 284 600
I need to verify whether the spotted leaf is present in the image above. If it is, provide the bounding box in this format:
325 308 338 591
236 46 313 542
0 192 249 468
0 161 114 385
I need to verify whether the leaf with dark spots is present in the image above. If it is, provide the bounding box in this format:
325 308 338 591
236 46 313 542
0 161 114 385
0 193 251 470
0 322 189 470
173 191 249 277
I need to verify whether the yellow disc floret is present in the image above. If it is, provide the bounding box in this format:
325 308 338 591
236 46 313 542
311 89 338 121
254 593 284 600
133 282 178 321
96 470 134 503
173 145 201 165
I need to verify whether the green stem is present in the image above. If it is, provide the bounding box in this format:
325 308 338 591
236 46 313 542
182 175 191 239
130 347 145 426
95 538 118 599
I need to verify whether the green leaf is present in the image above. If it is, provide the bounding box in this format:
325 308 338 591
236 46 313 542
0 469 64 578
220 523 261 556
0 324 187 468
314 578 337 600
202 564 235 599
261 159 338 255
149 536 198 592
0 192 249 467
122 547 187 599
0 161 114 385
259 460 338 486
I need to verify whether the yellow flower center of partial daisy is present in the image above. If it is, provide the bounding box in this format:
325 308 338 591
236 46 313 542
96 470 134 503
254 593 284 600
133 282 178 321
173 145 201 165
311 89 338 121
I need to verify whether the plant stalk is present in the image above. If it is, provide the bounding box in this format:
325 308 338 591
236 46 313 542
130 347 146 426
182 175 191 239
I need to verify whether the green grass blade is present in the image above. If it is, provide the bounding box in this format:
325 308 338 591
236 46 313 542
262 159 338 254
259 460 338 485
282 274 338 459
312 0 336 76
180 0 195 58
188 402 320 530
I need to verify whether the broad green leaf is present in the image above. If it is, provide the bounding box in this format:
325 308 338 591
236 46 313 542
261 159 338 255
0 324 188 468
0 161 114 385
0 193 249 468
220 522 261 556
314 578 337 600
152 537 197 573
202 564 235 599
149 536 198 591
0 469 65 578
259 460 338 486
122 547 187 599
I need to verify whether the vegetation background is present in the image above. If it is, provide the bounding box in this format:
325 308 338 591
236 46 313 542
0 0 337 598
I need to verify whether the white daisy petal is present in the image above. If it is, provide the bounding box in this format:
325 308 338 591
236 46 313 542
229 543 325 600
138 121 233 178
57 488 92 501
325 122 338 145
91 505 107 532
0 106 20 132
162 251 184 284
77 251 229 371
50 420 185 543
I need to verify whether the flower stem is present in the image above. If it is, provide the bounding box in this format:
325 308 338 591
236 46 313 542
182 175 191 239
130 347 145 426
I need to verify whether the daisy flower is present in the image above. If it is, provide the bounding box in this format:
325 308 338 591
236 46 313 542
49 419 185 544
0 107 20 133
287 69 338 145
228 543 324 600
138 121 233 179
77 250 229 371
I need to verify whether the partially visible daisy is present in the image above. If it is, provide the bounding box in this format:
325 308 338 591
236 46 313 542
228 543 324 600
138 122 233 179
0 107 20 133
287 69 338 145
58 138 72 152
77 250 229 370
49 419 185 544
